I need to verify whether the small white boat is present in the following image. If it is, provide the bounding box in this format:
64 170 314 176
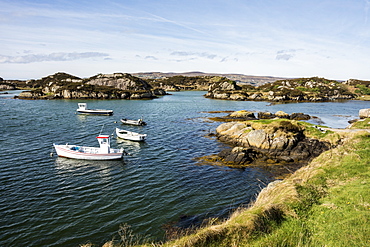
120 118 146 126
116 128 147 142
76 103 113 115
53 135 125 160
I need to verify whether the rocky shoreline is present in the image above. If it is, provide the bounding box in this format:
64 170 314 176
199 110 344 178
205 77 359 102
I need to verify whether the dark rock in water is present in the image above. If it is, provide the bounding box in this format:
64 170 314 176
218 147 259 164
290 112 311 120
257 111 311 120
215 120 332 168
258 112 275 119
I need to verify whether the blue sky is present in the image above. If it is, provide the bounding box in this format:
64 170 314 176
1 0 370 80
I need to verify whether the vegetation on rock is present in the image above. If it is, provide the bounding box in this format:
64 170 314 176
15 72 165 100
206 76 359 102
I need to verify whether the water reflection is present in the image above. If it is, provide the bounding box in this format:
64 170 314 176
54 157 125 182
115 137 148 156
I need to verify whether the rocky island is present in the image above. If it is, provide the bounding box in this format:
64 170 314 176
12 72 167 100
205 76 370 101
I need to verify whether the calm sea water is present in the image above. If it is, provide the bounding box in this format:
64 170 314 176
0 91 369 246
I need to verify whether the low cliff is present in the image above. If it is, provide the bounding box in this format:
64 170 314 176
16 72 166 100
205 77 358 102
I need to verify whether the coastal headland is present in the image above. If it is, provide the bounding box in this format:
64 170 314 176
149 115 370 247
90 114 370 247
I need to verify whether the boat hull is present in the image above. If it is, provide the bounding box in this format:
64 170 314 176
120 119 146 126
53 144 123 160
77 110 113 116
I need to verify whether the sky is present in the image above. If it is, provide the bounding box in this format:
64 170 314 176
1 0 370 80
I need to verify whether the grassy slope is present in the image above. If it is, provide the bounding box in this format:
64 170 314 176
154 128 370 247
99 120 369 247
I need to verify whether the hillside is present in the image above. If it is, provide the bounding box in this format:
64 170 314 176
132 71 285 86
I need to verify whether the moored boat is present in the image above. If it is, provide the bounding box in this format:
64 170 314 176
53 135 125 160
76 103 113 115
116 127 147 142
120 118 146 126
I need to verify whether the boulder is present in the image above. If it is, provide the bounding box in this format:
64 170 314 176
359 109 370 119
258 112 275 119
275 111 289 119
229 110 256 119
290 113 310 120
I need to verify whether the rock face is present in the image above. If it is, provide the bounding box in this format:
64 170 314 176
87 73 152 91
215 120 331 165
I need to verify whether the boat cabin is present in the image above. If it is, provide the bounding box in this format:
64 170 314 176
96 135 111 153
78 103 87 110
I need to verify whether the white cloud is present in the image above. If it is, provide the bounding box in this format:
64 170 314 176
0 52 109 64
275 49 297 61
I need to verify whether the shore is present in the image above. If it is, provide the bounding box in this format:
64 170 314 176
156 120 370 247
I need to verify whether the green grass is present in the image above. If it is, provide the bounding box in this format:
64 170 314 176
350 118 370 129
246 133 370 247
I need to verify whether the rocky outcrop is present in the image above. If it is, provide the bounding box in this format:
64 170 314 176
205 77 356 102
87 73 152 91
258 111 310 120
211 110 310 122
0 83 16 90
214 120 331 166
0 77 17 90
16 72 167 100
359 109 370 119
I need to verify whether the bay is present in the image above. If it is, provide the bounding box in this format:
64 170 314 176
0 91 368 246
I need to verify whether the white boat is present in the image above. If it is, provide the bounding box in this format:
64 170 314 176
116 127 147 142
120 118 146 126
76 103 113 115
53 135 125 160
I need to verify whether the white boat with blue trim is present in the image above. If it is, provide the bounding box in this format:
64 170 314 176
76 103 113 115
53 135 125 160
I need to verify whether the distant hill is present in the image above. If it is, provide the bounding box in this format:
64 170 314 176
132 71 286 86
